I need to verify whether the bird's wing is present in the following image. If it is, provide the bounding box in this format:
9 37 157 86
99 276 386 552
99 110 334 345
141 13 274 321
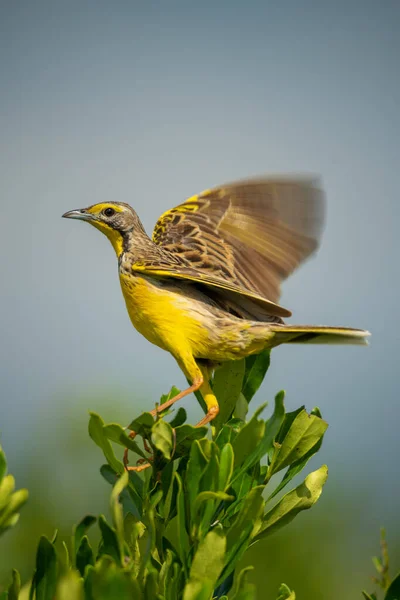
132 259 291 317
132 177 324 318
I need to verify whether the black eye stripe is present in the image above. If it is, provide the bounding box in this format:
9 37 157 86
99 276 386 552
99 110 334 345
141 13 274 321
103 207 115 217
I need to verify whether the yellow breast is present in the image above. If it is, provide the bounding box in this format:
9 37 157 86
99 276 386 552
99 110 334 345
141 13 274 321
119 272 211 357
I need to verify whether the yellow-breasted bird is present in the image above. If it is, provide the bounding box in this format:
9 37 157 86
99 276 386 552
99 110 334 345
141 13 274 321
63 177 370 470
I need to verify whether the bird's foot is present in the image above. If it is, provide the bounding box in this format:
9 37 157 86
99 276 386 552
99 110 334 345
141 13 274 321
123 429 153 472
125 461 152 472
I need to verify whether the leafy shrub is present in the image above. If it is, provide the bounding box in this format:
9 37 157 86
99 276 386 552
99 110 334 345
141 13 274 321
1 351 397 599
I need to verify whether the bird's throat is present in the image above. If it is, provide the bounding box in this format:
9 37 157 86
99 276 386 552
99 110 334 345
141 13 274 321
90 220 125 256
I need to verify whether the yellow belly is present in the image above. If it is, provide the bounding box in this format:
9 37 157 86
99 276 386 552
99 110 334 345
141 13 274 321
119 272 272 363
119 272 212 358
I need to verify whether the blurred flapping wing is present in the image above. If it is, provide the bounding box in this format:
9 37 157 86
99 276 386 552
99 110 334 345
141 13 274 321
133 178 325 318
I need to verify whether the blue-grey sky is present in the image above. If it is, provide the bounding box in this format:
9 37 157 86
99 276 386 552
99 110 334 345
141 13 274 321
0 0 399 591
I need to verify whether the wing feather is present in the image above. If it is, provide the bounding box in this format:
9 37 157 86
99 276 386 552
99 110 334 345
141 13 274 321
147 177 324 314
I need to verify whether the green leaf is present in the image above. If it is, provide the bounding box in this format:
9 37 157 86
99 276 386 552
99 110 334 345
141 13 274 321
186 529 226 594
169 407 187 428
100 465 143 520
0 446 7 482
362 593 377 600
98 515 121 564
275 406 304 446
218 443 234 492
255 465 328 540
214 572 235 599
84 556 142 599
174 424 208 457
102 423 147 459
152 419 174 460
372 555 382 573
73 515 96 563
144 570 159 600
268 410 328 477
61 541 70 569
232 404 267 470
213 360 246 431
222 487 265 584
234 392 249 421
160 385 181 405
198 442 219 495
231 566 257 600
215 419 243 449
110 470 129 560
126 412 155 439
277 583 296 600
224 472 254 522
73 515 97 548
160 462 176 522
267 416 327 501
193 491 234 523
150 488 163 511
262 390 286 459
232 391 285 488
231 392 284 484
0 486 29 535
50 530 58 545
7 569 21 600
56 571 84 600
76 536 94 577
195 444 221 535
311 406 322 418
0 475 16 511
165 561 183 600
158 548 174 596
123 513 145 577
175 472 189 575
182 580 214 600
0 514 19 532
88 412 124 474
199 438 213 461
242 348 271 402
141 467 153 503
227 486 265 546
29 573 35 600
34 536 58 600
186 441 208 511
384 572 400 600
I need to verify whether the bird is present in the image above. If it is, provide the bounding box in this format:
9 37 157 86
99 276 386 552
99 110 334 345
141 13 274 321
63 177 370 470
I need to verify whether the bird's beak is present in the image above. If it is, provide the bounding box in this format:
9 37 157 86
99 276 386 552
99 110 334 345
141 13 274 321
62 209 93 222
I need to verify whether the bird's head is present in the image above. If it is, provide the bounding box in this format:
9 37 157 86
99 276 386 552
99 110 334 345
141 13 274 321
62 202 144 255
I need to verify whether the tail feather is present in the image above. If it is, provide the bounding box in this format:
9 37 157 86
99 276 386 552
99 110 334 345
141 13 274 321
270 325 370 346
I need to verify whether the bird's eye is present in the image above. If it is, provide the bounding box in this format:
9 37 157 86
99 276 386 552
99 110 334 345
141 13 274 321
103 207 115 217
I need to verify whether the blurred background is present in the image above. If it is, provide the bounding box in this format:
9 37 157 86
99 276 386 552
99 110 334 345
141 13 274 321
0 1 399 598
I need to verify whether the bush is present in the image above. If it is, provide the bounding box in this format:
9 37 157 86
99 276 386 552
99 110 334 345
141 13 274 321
0 351 398 599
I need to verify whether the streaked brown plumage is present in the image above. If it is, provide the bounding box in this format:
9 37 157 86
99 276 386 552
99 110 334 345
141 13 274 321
135 178 325 318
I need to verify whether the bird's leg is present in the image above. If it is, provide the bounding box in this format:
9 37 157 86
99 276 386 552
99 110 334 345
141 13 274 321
123 358 220 472
194 364 220 428
124 371 203 471
195 406 219 427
